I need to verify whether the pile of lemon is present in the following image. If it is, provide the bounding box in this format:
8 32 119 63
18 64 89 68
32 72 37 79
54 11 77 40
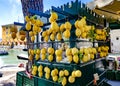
74 17 94 39
80 47 97 63
97 46 109 57
25 15 43 42
95 29 107 41
31 64 82 86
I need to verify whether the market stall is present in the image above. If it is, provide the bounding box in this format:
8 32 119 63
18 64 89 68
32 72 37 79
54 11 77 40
15 0 112 86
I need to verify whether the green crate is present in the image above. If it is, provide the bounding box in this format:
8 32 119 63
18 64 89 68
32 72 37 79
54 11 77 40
37 77 54 86
106 70 116 80
115 71 120 81
16 72 23 86
16 71 35 86
23 75 34 86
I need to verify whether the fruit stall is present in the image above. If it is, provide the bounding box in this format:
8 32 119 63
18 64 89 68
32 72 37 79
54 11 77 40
15 0 111 86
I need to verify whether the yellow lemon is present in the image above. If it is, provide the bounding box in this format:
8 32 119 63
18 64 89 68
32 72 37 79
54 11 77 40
75 70 82 77
53 75 58 82
67 55 73 63
25 22 31 31
56 32 62 41
31 36 35 42
60 24 65 32
38 65 43 72
72 48 78 55
59 70 64 77
50 33 55 41
75 28 81 38
35 54 40 60
38 72 43 78
63 30 70 38
41 54 46 61
64 21 72 30
68 76 75 83
45 73 50 79
66 48 72 56
73 55 79 64
48 55 53 62
64 70 69 76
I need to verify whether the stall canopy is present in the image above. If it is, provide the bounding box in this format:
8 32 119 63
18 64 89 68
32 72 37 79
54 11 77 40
87 0 120 20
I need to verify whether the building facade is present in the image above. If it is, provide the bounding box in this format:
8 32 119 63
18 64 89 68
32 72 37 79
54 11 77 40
1 24 24 45
21 0 43 17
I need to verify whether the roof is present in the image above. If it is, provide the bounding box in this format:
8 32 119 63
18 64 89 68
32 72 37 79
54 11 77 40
93 0 120 20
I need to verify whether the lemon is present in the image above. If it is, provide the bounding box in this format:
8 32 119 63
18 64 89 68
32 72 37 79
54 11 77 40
54 68 59 75
64 70 69 76
44 67 50 73
71 71 76 78
28 55 33 61
49 16 55 23
84 48 89 54
53 75 58 82
90 54 95 60
56 56 62 62
25 22 31 31
92 48 97 54
45 73 50 79
35 54 40 60
75 28 81 38
36 19 44 26
48 55 53 62
30 49 34 55
60 24 65 32
73 55 79 64
31 36 35 42
32 70 37 76
64 21 72 30
96 29 102 35
98 47 101 52
37 27 42 33
29 31 34 37
66 48 72 56
41 48 46 54
33 25 39 32
82 54 90 63
30 18 36 24
74 20 79 28
55 49 62 56
59 70 64 77
50 33 55 41
72 48 78 55
51 12 58 20
44 36 49 42
25 16 30 22
38 65 43 72
51 70 56 77
36 49 40 55
67 55 73 63
75 70 82 77
79 48 84 54
56 32 62 41
68 76 75 83
41 54 46 61
48 47 54 55
81 32 87 38
100 52 104 57
42 31 47 37
63 30 70 38
33 66 37 71
62 77 67 86
51 22 59 32
38 72 43 78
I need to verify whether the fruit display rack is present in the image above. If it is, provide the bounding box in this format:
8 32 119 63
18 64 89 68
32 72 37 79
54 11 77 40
15 0 111 86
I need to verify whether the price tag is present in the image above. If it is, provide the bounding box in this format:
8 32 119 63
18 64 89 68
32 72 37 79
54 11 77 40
93 73 99 81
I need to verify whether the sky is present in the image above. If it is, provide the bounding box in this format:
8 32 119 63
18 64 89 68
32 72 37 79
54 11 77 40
0 0 92 39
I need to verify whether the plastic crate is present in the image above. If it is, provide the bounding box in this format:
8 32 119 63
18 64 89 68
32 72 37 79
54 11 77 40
106 70 116 80
16 71 35 86
115 71 120 81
